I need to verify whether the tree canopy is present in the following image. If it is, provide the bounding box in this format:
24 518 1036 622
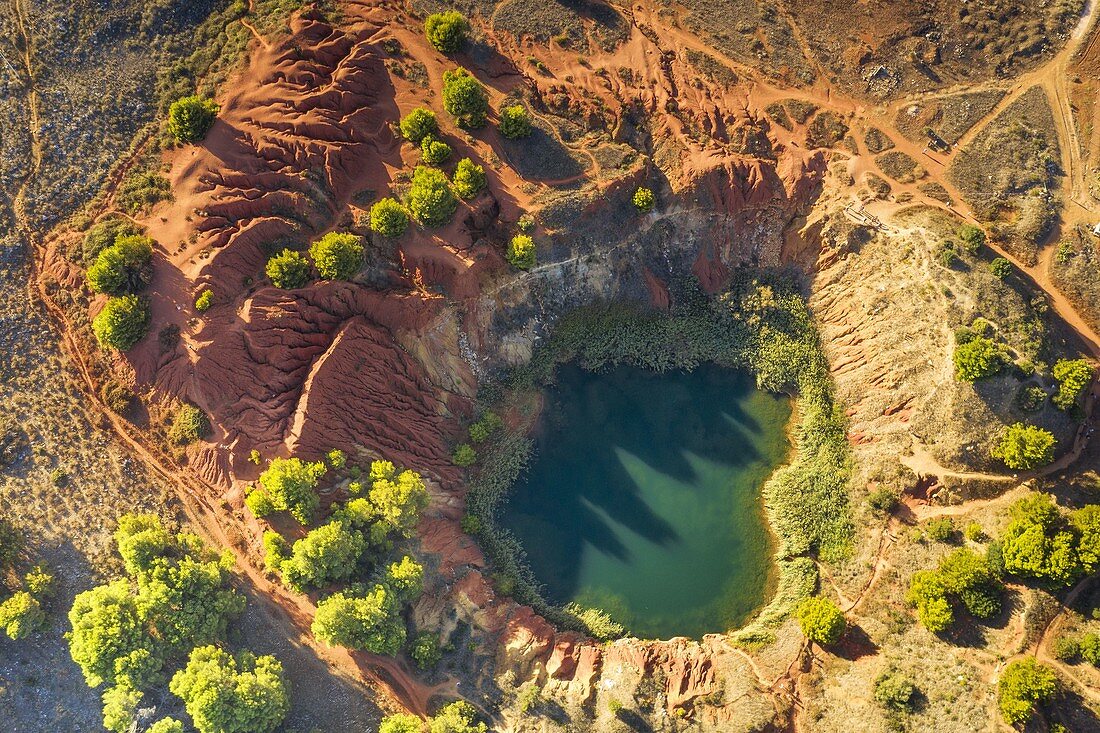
168 96 219 143
953 336 1004 381
632 187 655 212
310 232 364 280
399 107 438 144
991 423 1056 470
907 548 1003 632
452 158 486 199
87 234 153 295
795 597 845 645
424 11 470 53
407 165 458 226
169 645 289 733
278 520 366 590
421 134 453 165
506 234 536 270
93 295 149 351
1052 358 1092 410
498 104 532 139
999 493 1098 586
370 197 410 238
442 68 488 128
255 457 327 525
997 657 1056 725
265 249 311 289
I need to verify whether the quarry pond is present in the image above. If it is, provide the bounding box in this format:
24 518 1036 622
502 363 793 639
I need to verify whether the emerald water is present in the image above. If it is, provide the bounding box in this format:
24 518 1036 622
502 363 792 640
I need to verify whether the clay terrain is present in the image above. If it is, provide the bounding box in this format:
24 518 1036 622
3 0 1100 731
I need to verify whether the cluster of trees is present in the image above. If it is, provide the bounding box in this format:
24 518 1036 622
87 234 153 296
266 232 365 288
168 96 219 144
67 514 287 733
1052 358 1093 411
0 519 52 641
906 548 1003 632
991 423 1056 470
311 555 423 654
381 701 487 733
795 596 846 645
246 456 328 524
86 229 155 351
996 494 1098 586
997 657 1057 725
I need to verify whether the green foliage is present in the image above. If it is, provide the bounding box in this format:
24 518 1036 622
326 449 347 469
795 597 845 645
1053 635 1080 661
953 336 1004 381
874 671 916 711
265 249 311 289
400 107 439 144
363 463 430 541
87 234 153 296
93 295 150 351
167 96 219 143
1016 384 1047 412
563 603 626 641
147 719 185 733
421 135 453 165
468 411 503 443
997 657 1056 725
907 570 953 632
867 486 899 514
1052 358 1092 411
506 234 536 269
991 423 1056 470
499 104 532 139
1081 632 1100 666
117 172 172 215
425 11 470 53
169 645 289 733
632 186 655 212
0 591 46 640
453 443 476 466
407 165 458 226
965 522 987 543
280 520 366 590
246 489 275 519
257 457 327 524
452 158 486 199
442 68 488 128
989 257 1013 279
429 701 487 733
957 224 986 254
370 197 410 237
102 682 143 733
907 548 1002 631
194 289 214 312
310 232 364 280
1000 493 1096 586
262 531 289 572
81 217 143 266
168 404 209 445
410 631 442 669
380 713 423 733
312 584 405 654
923 517 954 543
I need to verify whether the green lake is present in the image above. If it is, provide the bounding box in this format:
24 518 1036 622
502 363 792 639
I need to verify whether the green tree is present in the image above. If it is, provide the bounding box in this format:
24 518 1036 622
957 224 986 254
370 197 410 237
997 657 1057 725
906 570 953 632
195 289 214 312
168 403 210 445
421 135 453 165
310 232 364 280
938 548 1002 619
0 591 46 640
410 631 442 669
795 597 845 646
632 187 655 212
168 96 219 143
452 158 486 199
169 645 289 733
506 234 536 270
407 165 458 226
429 700 488 733
68 579 148 687
147 719 185 733
280 520 366 590
367 465 430 540
989 257 1012 280
93 295 149 350
992 423 1056 470
400 107 438 144
102 682 143 733
1052 358 1092 410
82 217 143 265
265 249 311 289
87 234 153 295
257 457 327 524
312 584 405 654
953 336 1004 381
1071 504 1100 574
1000 494 1089 586
874 671 916 711
442 68 488 128
424 11 470 53
380 714 423 733
498 104 532 138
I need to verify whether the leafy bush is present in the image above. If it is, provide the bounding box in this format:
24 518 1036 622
265 249 311 289
399 107 438 144
795 597 845 645
953 336 1004 381
452 158 486 199
1000 493 1096 585
907 549 1002 631
168 96 219 143
867 486 899 514
147 719 184 733
255 457 327 524
311 557 424 654
452 443 476 467
874 671 916 711
370 197 409 237
1016 384 1047 412
632 186 655 212
168 404 210 445
194 289 213 312
1052 358 1092 411
0 591 46 640
87 234 153 295
991 423 1056 470
506 234 536 269
409 631 442 669
246 490 275 519
81 217 142 265
1081 632 1100 665
989 257 1013 279
93 295 150 351
442 68 488 128
169 645 288 733
957 224 986 254
499 104 532 138
407 165 458 226
1053 635 1080 661
280 520 366 590
468 411 503 443
380 713 422 733
964 522 987 543
923 517 954 542
424 11 470 53
428 701 487 733
310 232 364 280
326 449 346 469
117 172 171 215
997 657 1056 725
421 135 453 165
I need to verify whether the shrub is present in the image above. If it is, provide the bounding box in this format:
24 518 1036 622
265 249 311 289
468 411 503 443
82 218 142 265
1052 358 1092 411
632 186 655 212
87 235 153 295
429 701 487 733
989 257 1013 279
421 135 453 165
964 522 987 543
326 449 346 469
992 423 1056 470
506 234 536 270
169 645 289 733
498 104 532 138
907 570 953 632
312 585 405 654
399 107 438 144
452 158 486 199
245 489 275 519
442 68 488 128
997 657 1056 725
923 517 954 542
167 96 219 143
937 241 960 268
0 591 46 640
953 336 1004 381
370 198 409 237
262 531 289 570
1080 632 1100 665
410 631 442 669
93 295 150 350
867 486 899 514
424 11 469 53
452 443 476 467
1016 384 1046 412
147 719 184 733
310 232 364 280
1053 635 1080 661
168 404 209 445
118 172 171 215
407 165 458 226
1000 494 1094 585
280 520 366 590
957 224 986 253
874 671 916 711
380 714 422 733
257 457 327 524
194 289 213 312
795 597 845 645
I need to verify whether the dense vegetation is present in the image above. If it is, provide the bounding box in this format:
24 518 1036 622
248 457 327 524
310 232 364 280
93 294 150 351
382 701 487 733
452 158 486 199
997 657 1057 725
399 107 438 144
370 197 410 237
442 68 488 128
265 249 312 289
795 597 845 645
421 135 453 165
407 165 458 225
498 104 532 139
506 234 536 269
168 403 210 445
997 494 1098 586
87 234 154 296
424 11 470 54
632 186 655 212
1052 358 1092 410
907 549 1003 632
167 95 219 143
991 423 1056 470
